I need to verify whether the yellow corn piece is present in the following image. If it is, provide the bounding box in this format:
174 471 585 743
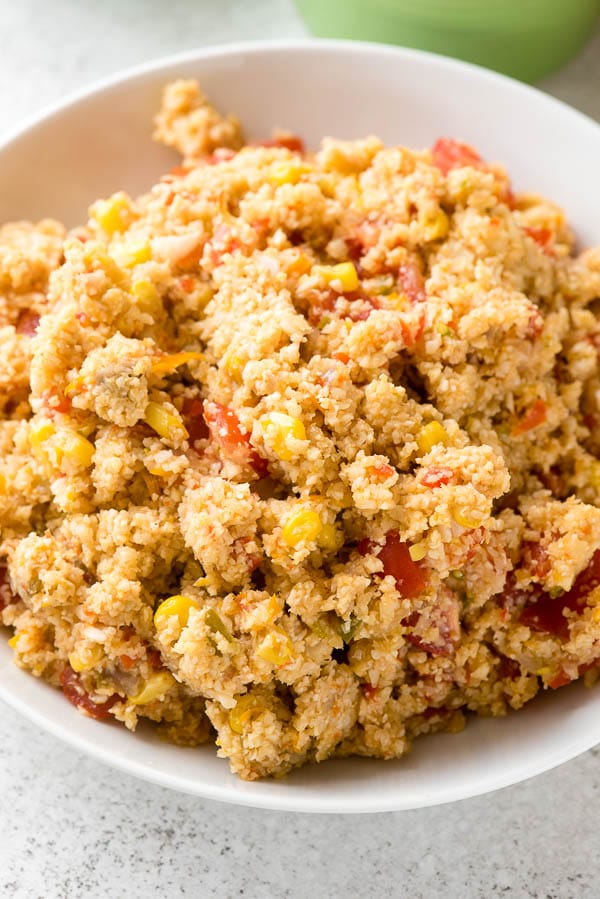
409 540 428 562
589 461 600 488
205 608 235 643
317 523 342 551
8 634 18 649
128 670 175 705
29 420 55 450
591 608 600 623
144 401 189 440
68 644 104 673
422 208 450 241
150 351 203 376
132 279 163 316
452 508 485 529
269 161 310 186
112 240 152 268
314 261 359 292
228 693 267 735
260 411 306 462
90 193 135 235
536 666 552 677
222 349 245 376
386 292 407 311
446 710 466 734
287 252 312 277
282 506 323 547
0 471 5 493
61 430 95 468
256 629 295 666
64 376 86 398
417 421 449 454
154 595 200 628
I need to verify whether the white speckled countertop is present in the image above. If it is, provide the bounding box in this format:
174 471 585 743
2 2 600 896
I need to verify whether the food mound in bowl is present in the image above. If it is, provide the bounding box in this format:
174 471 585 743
1 81 600 781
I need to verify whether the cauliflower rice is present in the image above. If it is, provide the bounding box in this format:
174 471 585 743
1 80 600 780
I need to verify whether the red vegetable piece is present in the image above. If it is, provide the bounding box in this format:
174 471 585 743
360 530 428 599
519 549 600 640
521 541 551 580
511 398 547 436
431 137 483 176
59 666 118 721
421 466 454 489
397 261 426 304
523 226 554 254
16 309 41 336
204 401 268 477
259 135 305 153
361 683 379 700
181 397 209 444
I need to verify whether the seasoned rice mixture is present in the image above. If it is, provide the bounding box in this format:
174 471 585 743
2 81 600 780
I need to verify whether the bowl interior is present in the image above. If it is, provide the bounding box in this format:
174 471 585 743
1 41 600 812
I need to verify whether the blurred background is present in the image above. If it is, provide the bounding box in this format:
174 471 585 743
1 0 600 131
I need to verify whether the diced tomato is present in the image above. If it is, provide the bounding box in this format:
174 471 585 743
346 219 381 261
0 564 17 612
205 224 242 267
259 135 305 153
367 462 395 480
421 466 454 489
346 294 380 322
181 397 209 444
497 654 522 680
204 401 268 476
523 226 555 255
537 467 566 498
359 530 428 599
511 399 547 436
119 654 136 671
519 549 600 640
16 309 41 336
547 670 572 689
361 683 379 700
525 309 544 340
179 275 195 293
59 665 119 720
397 261 426 304
431 138 483 176
521 541 551 580
331 352 349 364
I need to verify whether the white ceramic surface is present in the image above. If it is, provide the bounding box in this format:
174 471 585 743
1 39 600 814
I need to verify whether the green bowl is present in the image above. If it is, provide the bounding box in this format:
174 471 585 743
295 0 600 82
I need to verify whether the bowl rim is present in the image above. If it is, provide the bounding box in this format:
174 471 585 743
2 37 600 814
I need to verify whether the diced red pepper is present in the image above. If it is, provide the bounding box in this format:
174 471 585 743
397 261 426 304
523 226 555 255
59 665 119 720
519 549 600 640
119 654 136 671
421 466 454 489
16 309 41 336
511 399 547 436
361 683 379 700
366 462 395 480
204 401 268 477
178 275 195 293
521 541 551 580
258 135 305 153
181 397 209 444
431 138 483 176
359 530 428 599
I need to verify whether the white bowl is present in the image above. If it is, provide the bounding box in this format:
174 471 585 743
2 39 600 813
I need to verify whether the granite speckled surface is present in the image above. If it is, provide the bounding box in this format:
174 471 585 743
1 2 600 896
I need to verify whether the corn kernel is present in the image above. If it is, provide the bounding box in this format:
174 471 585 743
589 461 600 489
29 421 55 449
287 252 312 277
228 693 266 734
112 240 152 268
132 279 163 316
446 710 466 734
154 594 200 628
68 644 104 673
61 430 95 468
256 629 295 666
386 292 407 311
0 471 5 493
282 506 322 547
422 208 450 241
8 634 18 649
452 508 485 529
205 608 235 643
417 421 449 454
90 193 135 235
150 351 203 376
260 411 306 461
144 401 189 440
269 161 309 186
314 261 359 292
128 670 175 705
592 607 600 623
409 540 428 562
536 666 552 677
317 523 342 551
